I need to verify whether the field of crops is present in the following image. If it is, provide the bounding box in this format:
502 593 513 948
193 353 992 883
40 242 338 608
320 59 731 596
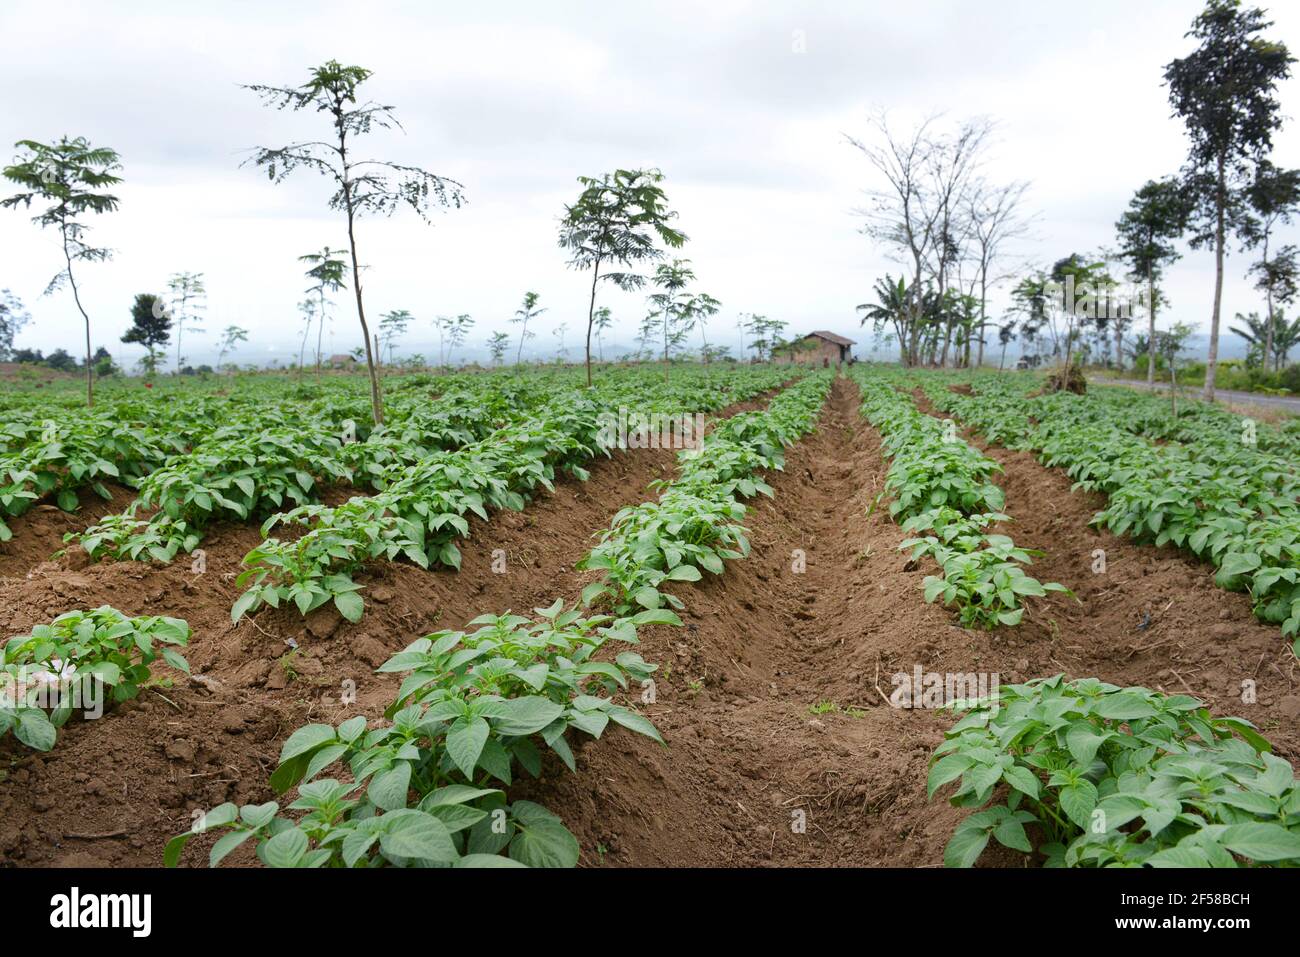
1 365 1298 869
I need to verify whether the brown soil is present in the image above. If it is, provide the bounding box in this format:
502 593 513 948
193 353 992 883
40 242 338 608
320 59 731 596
0 484 137 579
519 378 1300 867
0 392 759 866
3 377 1295 869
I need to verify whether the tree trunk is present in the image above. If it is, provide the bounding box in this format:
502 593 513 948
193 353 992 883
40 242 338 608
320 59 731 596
1263 233 1277 373
298 320 309 377
1203 154 1226 403
344 202 382 424
584 262 599 388
662 301 672 380
316 289 327 381
337 123 383 425
1146 266 1157 385
63 233 93 409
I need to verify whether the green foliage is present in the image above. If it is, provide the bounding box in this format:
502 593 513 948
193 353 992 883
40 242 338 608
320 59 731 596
170 367 825 869
927 371 1300 647
166 598 668 869
558 168 686 383
852 368 1068 628
2 135 123 407
1 607 189 752
232 365 792 624
929 675 1299 868
580 371 831 615
121 293 173 373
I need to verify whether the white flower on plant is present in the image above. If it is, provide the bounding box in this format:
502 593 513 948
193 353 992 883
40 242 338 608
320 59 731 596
0 658 77 708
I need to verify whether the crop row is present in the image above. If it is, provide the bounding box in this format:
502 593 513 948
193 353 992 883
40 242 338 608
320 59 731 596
1 607 190 752
920 373 1300 647
929 675 1300 867
73 379 546 564
165 371 833 867
232 366 796 623
848 367 1068 628
0 369 583 549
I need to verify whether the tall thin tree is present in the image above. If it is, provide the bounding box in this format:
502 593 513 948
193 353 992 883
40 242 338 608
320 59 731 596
243 60 465 424
1165 0 1293 400
2 136 122 407
511 292 544 366
558 168 686 386
300 246 349 376
1115 178 1190 384
167 271 206 373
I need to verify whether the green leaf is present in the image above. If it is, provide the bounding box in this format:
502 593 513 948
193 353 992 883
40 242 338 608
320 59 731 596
510 816 579 868
1219 823 1300 862
231 589 260 623
379 811 459 863
665 564 702 582
943 822 991 868
628 609 683 627
210 829 257 868
163 833 192 868
1092 693 1157 721
261 827 309 868
1060 781 1098 830
455 853 527 868
607 706 664 745
1001 765 1040 800
632 586 661 609
368 762 413 812
491 697 564 736
333 590 364 623
446 716 490 780
279 723 337 762
1065 723 1108 766
14 709 57 751
927 754 971 798
993 816 1032 853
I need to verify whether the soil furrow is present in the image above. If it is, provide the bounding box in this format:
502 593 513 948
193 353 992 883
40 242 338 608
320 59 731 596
914 388 1300 760
523 377 974 865
527 375 1300 868
0 389 768 867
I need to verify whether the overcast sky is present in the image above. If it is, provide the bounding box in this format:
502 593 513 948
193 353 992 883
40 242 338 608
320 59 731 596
1 0 1297 368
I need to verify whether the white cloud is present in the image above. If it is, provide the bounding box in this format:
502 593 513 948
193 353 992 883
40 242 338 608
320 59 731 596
1 0 1297 367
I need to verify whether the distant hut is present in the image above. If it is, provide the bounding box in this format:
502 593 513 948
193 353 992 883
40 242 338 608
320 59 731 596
327 354 358 369
774 331 856 367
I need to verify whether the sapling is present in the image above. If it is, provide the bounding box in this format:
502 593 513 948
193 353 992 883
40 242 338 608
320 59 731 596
2 136 122 408
558 168 686 387
243 60 465 425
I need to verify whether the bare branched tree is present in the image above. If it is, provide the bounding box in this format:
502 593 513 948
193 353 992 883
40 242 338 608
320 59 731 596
846 111 1000 367
965 179 1031 367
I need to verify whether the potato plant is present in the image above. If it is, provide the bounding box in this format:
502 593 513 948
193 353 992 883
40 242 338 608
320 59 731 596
232 366 793 624
580 371 833 616
168 371 816 869
929 674 1300 868
1 607 190 752
851 369 1065 629
168 601 670 868
935 372 1300 646
164 783 570 868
